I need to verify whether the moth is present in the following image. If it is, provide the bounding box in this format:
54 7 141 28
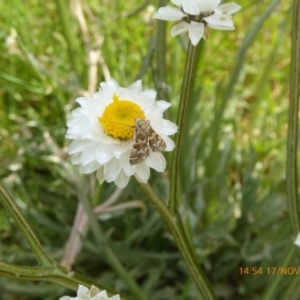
129 118 166 165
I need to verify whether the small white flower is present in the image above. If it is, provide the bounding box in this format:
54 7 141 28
153 0 241 46
66 79 177 188
294 233 300 247
59 285 120 300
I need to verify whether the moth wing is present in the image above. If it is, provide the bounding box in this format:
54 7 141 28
133 122 148 143
148 127 166 152
130 141 150 165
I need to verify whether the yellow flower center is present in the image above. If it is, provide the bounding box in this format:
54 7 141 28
98 94 145 140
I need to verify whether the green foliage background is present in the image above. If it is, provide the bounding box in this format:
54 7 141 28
0 0 294 299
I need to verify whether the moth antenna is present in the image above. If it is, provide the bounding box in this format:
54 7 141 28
132 102 157 119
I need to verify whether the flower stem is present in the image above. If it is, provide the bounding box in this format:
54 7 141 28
54 0 83 82
0 182 133 300
261 245 296 300
0 260 134 300
155 0 169 102
286 0 300 235
169 41 198 214
138 182 216 299
0 182 53 267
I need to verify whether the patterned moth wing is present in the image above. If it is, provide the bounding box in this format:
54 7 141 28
129 140 150 165
148 125 166 152
129 119 166 165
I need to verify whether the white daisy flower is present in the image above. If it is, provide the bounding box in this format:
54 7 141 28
66 79 178 189
59 285 120 300
153 0 241 46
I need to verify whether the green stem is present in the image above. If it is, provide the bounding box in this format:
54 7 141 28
155 0 169 102
0 182 132 299
77 184 149 300
0 260 134 300
54 0 83 82
138 182 216 299
0 183 53 267
169 42 198 214
0 260 86 290
261 246 296 300
286 0 300 235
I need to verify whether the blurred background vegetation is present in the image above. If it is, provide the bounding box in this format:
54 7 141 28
0 0 294 299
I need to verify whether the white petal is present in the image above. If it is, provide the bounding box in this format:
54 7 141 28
67 108 81 120
66 111 103 142
120 150 135 176
171 0 182 7
138 90 156 109
77 285 90 300
96 167 105 184
68 140 86 155
163 136 176 151
76 97 96 110
104 158 122 182
93 89 114 108
59 297 71 300
210 0 222 11
141 89 156 101
147 100 170 115
146 152 166 172
170 21 189 37
79 101 102 120
112 142 131 159
75 97 92 106
182 0 200 15
92 290 108 300
145 104 171 124
204 15 235 30
96 129 117 145
99 78 118 90
194 0 220 13
81 161 101 174
119 81 145 102
216 3 241 15
114 170 130 188
95 145 114 165
188 21 204 45
90 286 101 298
134 163 150 183
81 144 99 165
294 233 300 247
160 119 178 135
192 0 207 12
153 6 186 21
71 153 81 165
128 80 143 95
109 295 120 300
